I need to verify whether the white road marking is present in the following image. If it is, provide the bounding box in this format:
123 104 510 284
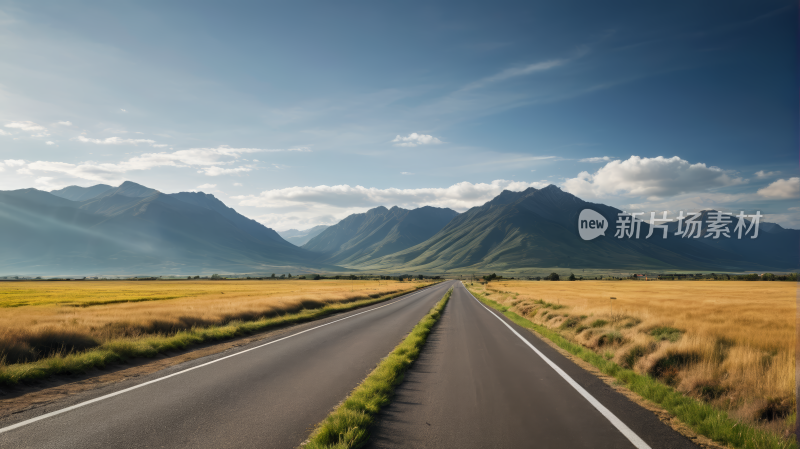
461 283 651 449
0 282 451 435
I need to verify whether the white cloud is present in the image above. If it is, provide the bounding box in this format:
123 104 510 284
757 177 800 199
5 121 46 132
24 146 267 183
16 168 32 175
755 170 779 179
579 156 614 163
199 165 254 176
563 156 744 200
45 141 55 145
233 182 243 187
401 172 414 175
391 133 442 147
762 212 800 230
55 121 72 126
197 183 217 189
120 109 127 112
0 129 9 136
75 136 157 146
4 159 26 167
236 179 550 210
239 179 551 231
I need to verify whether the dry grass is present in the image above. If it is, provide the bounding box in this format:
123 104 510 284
0 280 424 364
475 280 795 436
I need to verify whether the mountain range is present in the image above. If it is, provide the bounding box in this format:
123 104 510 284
0 182 339 275
278 225 329 246
347 186 797 273
302 206 459 265
0 182 796 275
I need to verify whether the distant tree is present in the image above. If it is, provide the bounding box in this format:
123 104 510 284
484 273 498 282
312 274 321 280
762 273 776 281
211 274 222 279
546 272 560 281
568 273 576 281
271 273 276 278
287 273 292 278
418 274 424 280
279 274 285 279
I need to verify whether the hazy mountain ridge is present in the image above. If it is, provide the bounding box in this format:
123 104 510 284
302 205 459 265
2 182 794 275
0 182 342 276
50 184 113 202
278 225 330 246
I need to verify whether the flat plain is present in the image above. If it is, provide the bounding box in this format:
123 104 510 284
0 279 422 366
476 280 795 437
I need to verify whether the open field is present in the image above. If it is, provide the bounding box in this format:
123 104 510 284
0 280 427 366
474 280 795 437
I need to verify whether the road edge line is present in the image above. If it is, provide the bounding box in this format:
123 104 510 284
461 283 651 449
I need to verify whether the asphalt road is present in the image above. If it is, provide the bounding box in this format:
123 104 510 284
366 282 699 449
0 281 456 449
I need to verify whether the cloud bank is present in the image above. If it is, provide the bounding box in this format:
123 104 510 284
238 179 550 230
563 156 744 200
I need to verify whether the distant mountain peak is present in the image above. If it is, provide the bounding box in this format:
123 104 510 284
112 181 159 198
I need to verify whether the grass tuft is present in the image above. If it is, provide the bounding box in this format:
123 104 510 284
304 288 452 449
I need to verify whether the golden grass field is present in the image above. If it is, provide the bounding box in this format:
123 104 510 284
476 280 795 433
0 279 424 365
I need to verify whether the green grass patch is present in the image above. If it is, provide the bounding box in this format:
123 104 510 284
303 288 452 449
533 299 565 310
650 326 684 343
0 283 441 386
464 285 796 449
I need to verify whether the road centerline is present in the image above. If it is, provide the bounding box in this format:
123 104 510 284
0 283 445 436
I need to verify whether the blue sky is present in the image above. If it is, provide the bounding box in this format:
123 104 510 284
0 0 797 230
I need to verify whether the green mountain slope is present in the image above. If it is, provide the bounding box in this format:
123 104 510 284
355 186 798 272
303 205 458 265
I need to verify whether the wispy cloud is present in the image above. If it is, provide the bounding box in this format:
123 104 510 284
579 156 615 163
460 59 566 92
5 121 46 132
755 170 779 179
76 135 162 146
20 146 271 183
200 166 254 176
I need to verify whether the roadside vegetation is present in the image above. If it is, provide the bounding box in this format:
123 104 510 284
467 280 796 449
0 280 436 385
304 287 452 449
